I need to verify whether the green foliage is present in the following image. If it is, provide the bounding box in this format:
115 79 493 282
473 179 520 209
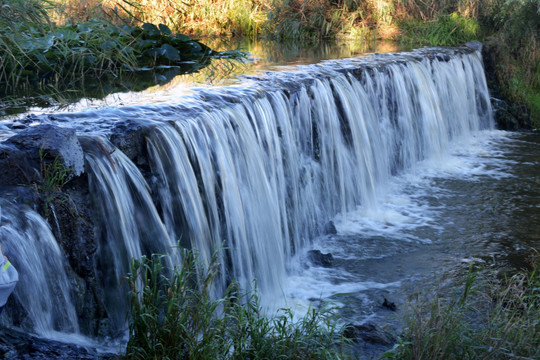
38 148 74 193
125 249 350 360
485 0 540 127
113 0 266 39
0 12 215 94
399 12 479 46
34 148 74 217
266 0 339 41
383 256 540 359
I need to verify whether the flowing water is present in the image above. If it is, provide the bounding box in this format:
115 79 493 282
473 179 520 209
0 43 539 355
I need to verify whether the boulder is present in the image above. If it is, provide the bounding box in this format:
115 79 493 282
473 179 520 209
0 327 115 360
307 249 334 267
5 124 85 176
382 297 397 311
343 322 396 345
323 220 338 235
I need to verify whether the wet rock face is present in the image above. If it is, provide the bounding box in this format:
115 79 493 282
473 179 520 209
0 124 106 337
492 98 532 130
4 124 85 176
307 249 334 267
344 322 396 345
0 327 115 360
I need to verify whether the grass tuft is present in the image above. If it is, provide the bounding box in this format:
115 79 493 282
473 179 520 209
383 254 540 360
125 249 351 360
398 12 479 46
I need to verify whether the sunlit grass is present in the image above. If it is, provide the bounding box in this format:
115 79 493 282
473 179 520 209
398 12 479 46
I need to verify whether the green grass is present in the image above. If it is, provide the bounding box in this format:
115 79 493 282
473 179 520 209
2 0 537 126
0 1 250 113
398 12 479 46
125 249 351 360
0 17 214 91
486 0 540 128
383 255 540 360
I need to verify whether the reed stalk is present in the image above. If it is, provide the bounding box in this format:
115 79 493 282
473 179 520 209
125 249 351 360
383 255 540 359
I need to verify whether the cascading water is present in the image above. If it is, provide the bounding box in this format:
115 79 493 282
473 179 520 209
0 45 496 341
0 200 79 337
81 47 493 326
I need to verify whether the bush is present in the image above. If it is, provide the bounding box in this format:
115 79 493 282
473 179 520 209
487 0 540 127
125 249 351 360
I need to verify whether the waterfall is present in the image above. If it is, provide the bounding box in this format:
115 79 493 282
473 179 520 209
0 200 80 337
0 46 493 337
83 47 492 319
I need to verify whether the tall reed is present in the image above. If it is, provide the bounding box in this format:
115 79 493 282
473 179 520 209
384 256 540 359
125 249 351 360
109 0 267 38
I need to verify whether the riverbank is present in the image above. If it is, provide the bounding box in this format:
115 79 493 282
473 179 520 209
383 253 540 359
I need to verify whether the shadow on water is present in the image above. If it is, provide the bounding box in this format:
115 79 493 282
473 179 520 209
0 38 406 117
0 61 211 117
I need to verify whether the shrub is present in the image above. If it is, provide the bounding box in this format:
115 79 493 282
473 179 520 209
125 249 351 360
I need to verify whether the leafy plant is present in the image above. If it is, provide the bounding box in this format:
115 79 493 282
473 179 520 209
111 0 267 38
38 148 74 193
31 148 74 217
125 249 351 359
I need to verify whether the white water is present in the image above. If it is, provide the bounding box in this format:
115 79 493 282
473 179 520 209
0 200 79 337
283 130 514 312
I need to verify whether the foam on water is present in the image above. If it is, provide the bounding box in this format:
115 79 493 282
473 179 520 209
282 130 519 314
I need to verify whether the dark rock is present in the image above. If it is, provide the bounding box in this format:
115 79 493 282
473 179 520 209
0 143 38 187
491 96 533 130
435 53 450 62
109 120 152 166
465 41 483 52
307 249 334 267
4 124 85 176
323 220 337 235
0 327 116 360
344 322 396 345
0 126 107 337
9 122 27 130
382 298 397 311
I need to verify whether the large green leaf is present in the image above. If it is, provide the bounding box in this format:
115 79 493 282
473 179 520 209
173 33 192 42
137 39 157 49
141 23 160 38
158 24 172 35
146 44 181 62
56 28 79 42
142 23 159 32
160 44 180 62
101 40 117 51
